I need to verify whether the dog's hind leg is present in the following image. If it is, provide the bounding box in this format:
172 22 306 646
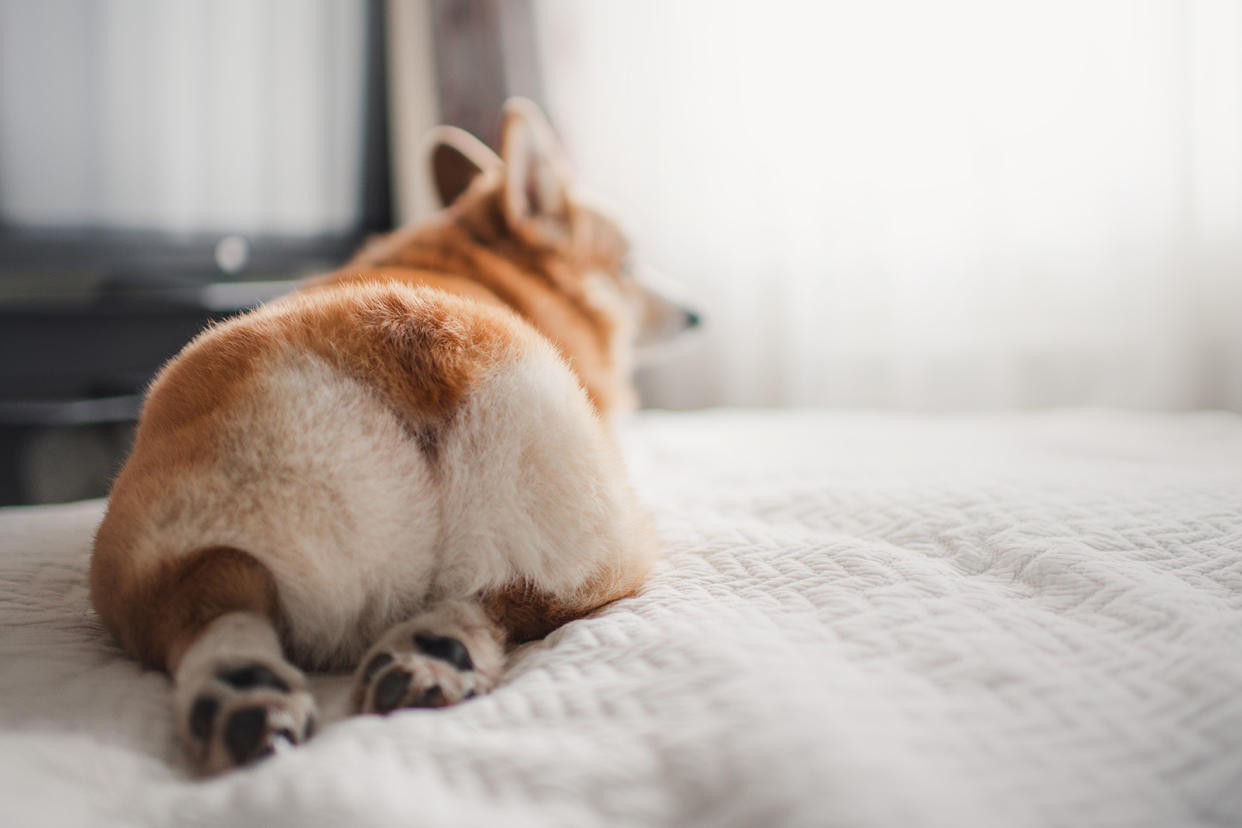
174 611 316 775
350 575 647 715
351 599 505 714
92 545 317 774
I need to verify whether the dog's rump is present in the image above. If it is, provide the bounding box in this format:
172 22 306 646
91 281 652 670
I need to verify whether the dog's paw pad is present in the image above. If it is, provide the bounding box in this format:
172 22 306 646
353 630 494 714
220 705 303 764
359 658 473 714
414 633 474 671
189 695 220 742
352 604 504 715
223 706 271 763
373 668 413 713
218 664 289 692
179 660 315 775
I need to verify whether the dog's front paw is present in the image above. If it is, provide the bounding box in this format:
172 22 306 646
352 603 504 714
178 660 317 775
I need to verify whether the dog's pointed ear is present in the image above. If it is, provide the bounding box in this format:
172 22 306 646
420 125 500 210
500 98 572 247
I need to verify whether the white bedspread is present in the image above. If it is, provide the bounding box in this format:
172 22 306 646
1 409 1240 827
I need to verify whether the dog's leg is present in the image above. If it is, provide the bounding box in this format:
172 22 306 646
94 544 317 774
174 611 316 774
351 600 505 714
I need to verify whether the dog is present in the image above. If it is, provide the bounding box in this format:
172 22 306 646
89 99 698 775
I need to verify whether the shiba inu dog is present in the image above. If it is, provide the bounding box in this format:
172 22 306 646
89 99 698 775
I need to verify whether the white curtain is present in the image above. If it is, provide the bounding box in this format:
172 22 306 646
535 0 1242 411
0 0 365 237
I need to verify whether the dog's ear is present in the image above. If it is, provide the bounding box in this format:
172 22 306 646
420 125 500 210
500 98 572 247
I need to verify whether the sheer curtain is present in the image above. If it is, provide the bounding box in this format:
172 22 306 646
534 0 1242 411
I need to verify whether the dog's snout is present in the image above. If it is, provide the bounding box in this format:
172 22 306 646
634 275 701 354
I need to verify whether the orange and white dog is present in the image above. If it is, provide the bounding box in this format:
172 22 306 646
89 100 697 774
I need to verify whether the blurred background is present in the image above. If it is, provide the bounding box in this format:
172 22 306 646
2 0 1241 504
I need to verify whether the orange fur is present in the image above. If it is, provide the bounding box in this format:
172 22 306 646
334 182 633 415
91 544 277 673
480 566 650 645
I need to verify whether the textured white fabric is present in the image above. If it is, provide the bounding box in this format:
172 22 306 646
1 409 1240 827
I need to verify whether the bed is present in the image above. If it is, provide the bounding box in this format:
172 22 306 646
1 409 1240 827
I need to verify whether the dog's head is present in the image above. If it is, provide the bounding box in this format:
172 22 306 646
421 99 701 364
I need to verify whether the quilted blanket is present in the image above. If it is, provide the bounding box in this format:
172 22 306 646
1 409 1240 827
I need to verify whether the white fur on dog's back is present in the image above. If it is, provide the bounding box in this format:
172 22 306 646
434 344 647 599
127 335 645 669
128 347 440 667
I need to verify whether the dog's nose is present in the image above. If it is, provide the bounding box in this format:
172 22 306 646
684 308 702 329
